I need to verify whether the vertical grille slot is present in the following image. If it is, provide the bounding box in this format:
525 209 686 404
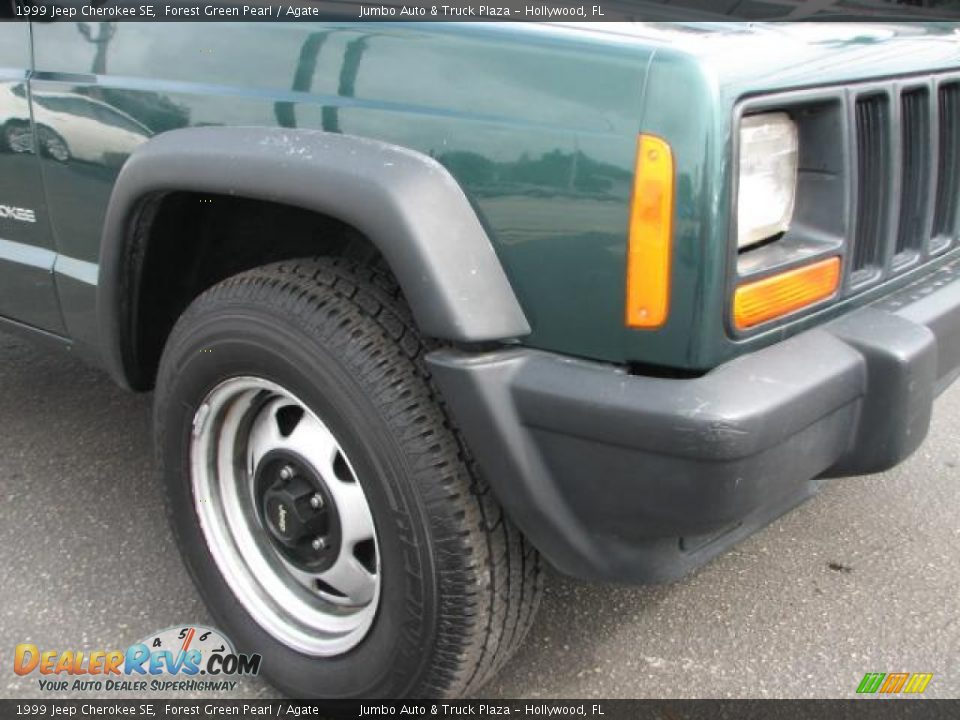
933 83 960 251
896 88 931 258
852 95 889 275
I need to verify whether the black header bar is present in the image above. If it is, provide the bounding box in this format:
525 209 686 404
4 0 960 22
0 699 958 720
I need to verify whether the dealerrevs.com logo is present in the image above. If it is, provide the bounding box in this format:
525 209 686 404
13 625 261 693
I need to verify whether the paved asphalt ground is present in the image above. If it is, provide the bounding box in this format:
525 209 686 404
0 329 958 700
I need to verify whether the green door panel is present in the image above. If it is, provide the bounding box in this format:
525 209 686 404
0 26 65 333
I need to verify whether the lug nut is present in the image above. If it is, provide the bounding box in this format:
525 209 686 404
279 465 295 481
309 493 324 510
311 536 327 551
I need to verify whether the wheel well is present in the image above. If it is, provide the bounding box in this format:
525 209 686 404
130 191 379 389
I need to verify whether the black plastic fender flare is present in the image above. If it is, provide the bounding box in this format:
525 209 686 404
97 126 530 389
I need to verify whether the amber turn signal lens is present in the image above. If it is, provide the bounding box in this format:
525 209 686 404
734 256 841 330
625 135 674 329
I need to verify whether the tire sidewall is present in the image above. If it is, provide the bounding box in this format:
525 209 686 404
156 308 440 699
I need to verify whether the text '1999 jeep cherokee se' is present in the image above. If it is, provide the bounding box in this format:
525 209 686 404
1 18 960 699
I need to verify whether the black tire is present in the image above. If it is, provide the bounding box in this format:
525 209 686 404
154 257 543 699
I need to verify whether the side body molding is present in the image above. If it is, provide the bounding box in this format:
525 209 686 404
97 127 530 388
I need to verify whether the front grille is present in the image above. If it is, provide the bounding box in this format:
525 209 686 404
734 73 960 334
850 78 958 286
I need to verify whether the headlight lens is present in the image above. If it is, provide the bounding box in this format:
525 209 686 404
737 112 798 249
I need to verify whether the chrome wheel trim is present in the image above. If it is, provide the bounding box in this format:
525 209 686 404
190 376 380 656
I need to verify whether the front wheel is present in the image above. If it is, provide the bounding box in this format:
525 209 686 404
154 258 542 698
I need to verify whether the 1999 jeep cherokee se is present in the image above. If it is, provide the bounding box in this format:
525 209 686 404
2 17 959 698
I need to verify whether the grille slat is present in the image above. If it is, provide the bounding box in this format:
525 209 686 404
933 83 960 250
852 95 889 275
896 88 931 258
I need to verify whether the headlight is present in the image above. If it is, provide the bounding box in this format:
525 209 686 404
737 112 798 249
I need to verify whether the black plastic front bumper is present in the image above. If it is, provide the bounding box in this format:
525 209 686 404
427 259 960 583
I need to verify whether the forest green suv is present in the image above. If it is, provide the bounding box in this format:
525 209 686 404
2 18 960 698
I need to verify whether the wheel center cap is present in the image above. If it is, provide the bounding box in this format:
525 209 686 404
255 454 341 571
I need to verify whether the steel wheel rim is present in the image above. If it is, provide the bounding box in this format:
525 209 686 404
190 376 381 656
